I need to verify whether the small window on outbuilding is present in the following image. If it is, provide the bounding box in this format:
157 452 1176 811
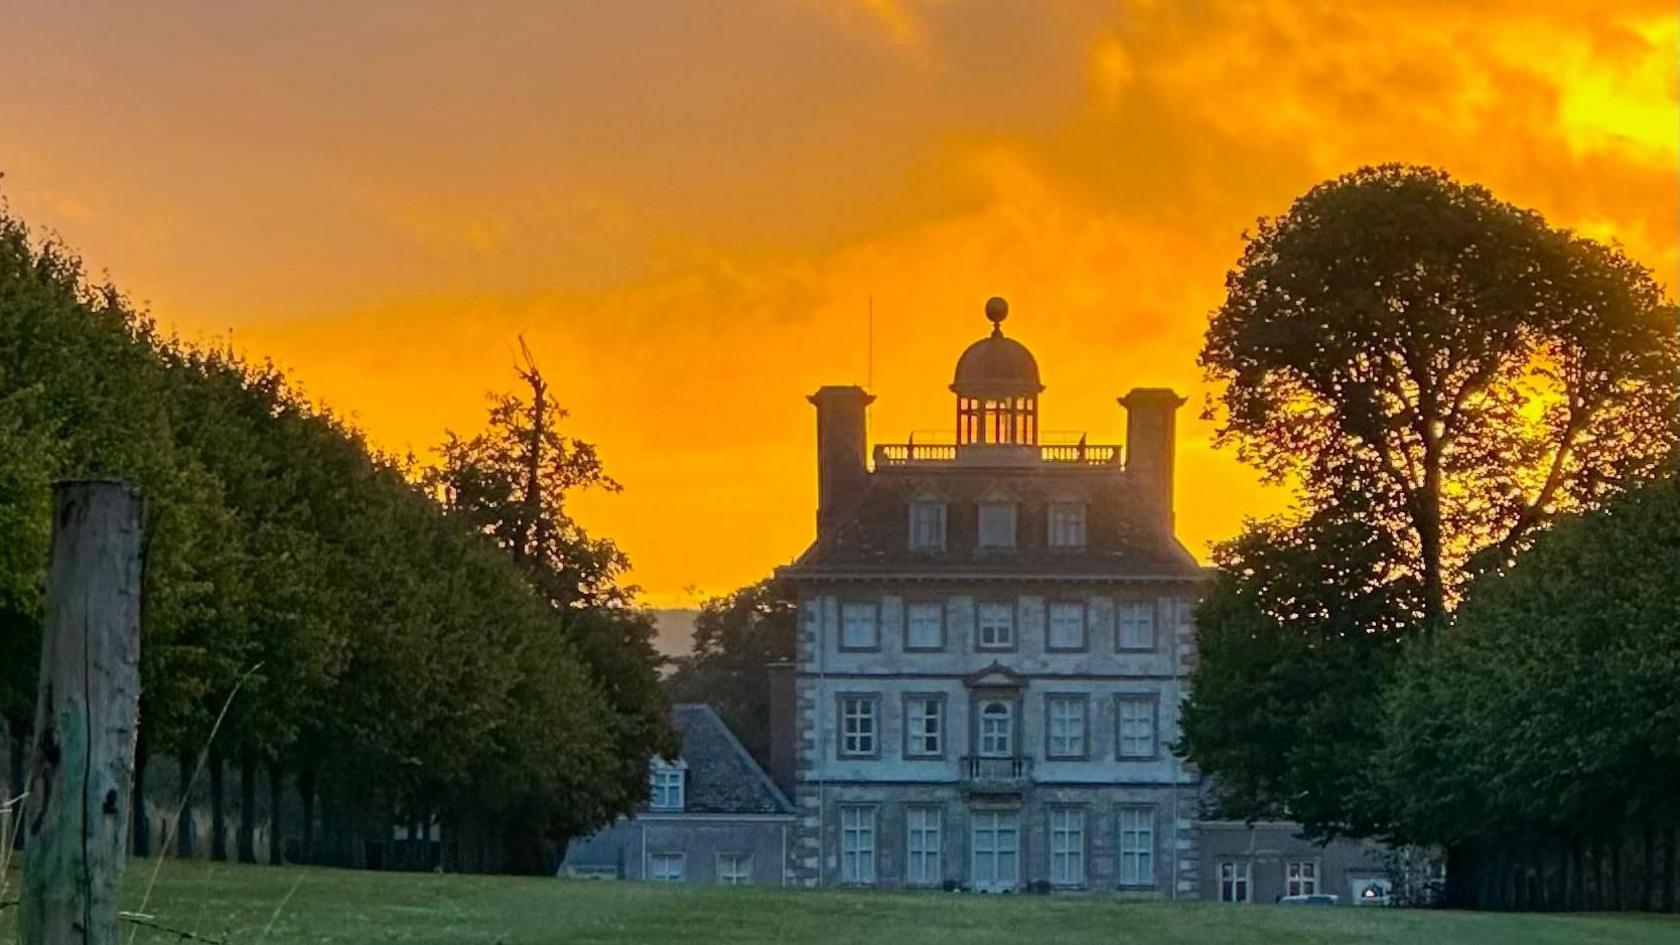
649 761 685 811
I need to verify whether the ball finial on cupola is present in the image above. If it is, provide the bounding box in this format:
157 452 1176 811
985 296 1008 335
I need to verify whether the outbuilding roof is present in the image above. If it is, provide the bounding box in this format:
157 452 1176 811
662 704 793 815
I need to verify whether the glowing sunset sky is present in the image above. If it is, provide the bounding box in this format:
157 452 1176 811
3 1 1674 606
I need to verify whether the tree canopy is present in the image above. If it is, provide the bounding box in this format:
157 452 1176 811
0 205 670 873
1181 166 1679 893
1202 164 1677 623
1379 476 1679 909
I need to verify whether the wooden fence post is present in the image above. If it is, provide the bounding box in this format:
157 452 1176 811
20 480 144 945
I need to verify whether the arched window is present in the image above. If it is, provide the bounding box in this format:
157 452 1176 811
979 701 1014 757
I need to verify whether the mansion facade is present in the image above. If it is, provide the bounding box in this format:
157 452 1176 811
776 298 1208 894
563 297 1395 902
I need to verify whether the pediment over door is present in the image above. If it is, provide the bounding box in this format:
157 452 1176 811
963 661 1026 690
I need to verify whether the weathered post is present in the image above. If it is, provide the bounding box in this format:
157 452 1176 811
20 480 144 945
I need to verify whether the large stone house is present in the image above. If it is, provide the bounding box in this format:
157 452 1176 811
774 298 1208 893
567 298 1401 901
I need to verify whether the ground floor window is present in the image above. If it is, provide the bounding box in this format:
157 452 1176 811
1286 860 1317 896
717 852 752 885
1220 861 1251 903
905 807 943 886
840 805 877 885
1117 806 1154 887
971 809 1020 890
1048 807 1087 887
650 852 685 882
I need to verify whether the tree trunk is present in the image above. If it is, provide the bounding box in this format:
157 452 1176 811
1592 838 1606 910
1612 833 1625 911
268 761 284 865
1417 459 1447 626
176 753 195 859
1565 834 1579 908
1443 843 1476 909
131 728 150 857
1643 824 1656 912
210 748 228 861
1664 827 1676 913
238 744 257 864
18 480 144 945
1 718 12 849
299 769 316 865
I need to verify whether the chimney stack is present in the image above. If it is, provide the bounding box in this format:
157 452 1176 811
808 385 874 535
766 661 797 797
1120 388 1186 533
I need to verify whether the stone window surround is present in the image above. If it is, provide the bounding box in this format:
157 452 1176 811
1116 804 1157 889
837 692 882 760
715 851 753 885
1286 858 1321 897
1219 859 1253 903
901 691 948 759
969 691 1022 758
839 803 879 886
649 850 686 882
1115 596 1158 653
903 598 947 652
904 805 944 888
838 598 883 653
1115 691 1161 760
1045 598 1089 652
975 599 1018 652
1043 692 1091 760
1047 804 1090 889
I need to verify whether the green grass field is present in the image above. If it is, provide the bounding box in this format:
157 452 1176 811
2 859 1674 945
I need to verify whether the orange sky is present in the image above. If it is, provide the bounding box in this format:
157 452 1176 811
3 1 1675 607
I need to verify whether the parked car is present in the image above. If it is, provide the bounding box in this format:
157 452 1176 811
1278 894 1340 906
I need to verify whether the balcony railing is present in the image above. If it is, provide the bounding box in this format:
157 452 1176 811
873 443 1121 467
960 755 1033 793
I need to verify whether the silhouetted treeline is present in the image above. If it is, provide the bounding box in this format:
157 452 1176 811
0 206 671 875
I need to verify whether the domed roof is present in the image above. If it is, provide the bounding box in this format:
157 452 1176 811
951 297 1044 396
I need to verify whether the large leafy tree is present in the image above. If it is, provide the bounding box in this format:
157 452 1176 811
1202 164 1677 623
425 346 628 608
425 348 673 860
1183 165 1678 849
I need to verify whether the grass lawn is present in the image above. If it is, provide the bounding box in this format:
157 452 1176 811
2 859 1675 945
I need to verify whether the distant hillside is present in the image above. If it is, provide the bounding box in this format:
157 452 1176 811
647 609 698 660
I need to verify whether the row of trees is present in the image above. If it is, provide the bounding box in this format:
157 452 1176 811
0 206 672 874
1180 165 1678 909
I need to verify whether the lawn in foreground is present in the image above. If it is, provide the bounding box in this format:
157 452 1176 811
1 859 1674 945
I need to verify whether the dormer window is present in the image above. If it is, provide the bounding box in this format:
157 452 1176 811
977 502 1017 549
908 500 947 551
649 761 685 811
1048 502 1086 549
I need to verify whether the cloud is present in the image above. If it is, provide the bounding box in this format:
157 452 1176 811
3 0 1673 605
